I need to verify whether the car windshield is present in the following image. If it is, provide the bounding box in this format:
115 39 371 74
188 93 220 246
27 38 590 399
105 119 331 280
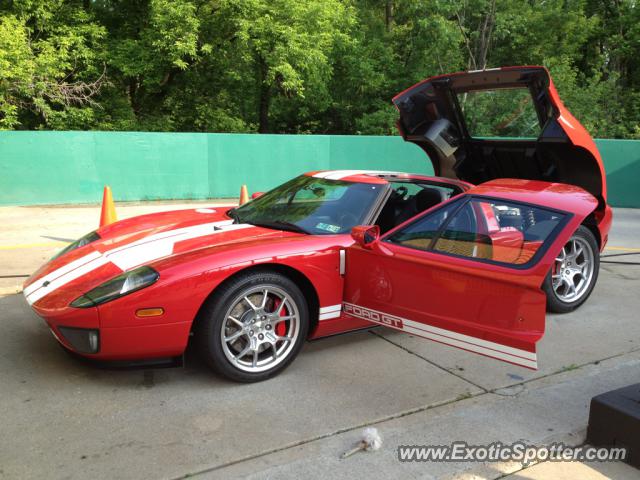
231 175 384 235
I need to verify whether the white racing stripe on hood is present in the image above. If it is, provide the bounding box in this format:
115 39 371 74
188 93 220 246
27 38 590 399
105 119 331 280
26 256 111 305
106 221 251 271
23 250 103 298
25 220 252 306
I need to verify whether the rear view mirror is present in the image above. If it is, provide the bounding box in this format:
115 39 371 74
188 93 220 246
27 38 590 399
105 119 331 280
351 225 380 248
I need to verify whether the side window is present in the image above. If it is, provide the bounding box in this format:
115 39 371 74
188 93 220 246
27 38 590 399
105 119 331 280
419 184 457 200
387 197 566 266
377 181 460 234
386 201 461 250
390 182 422 197
432 202 486 258
389 182 457 201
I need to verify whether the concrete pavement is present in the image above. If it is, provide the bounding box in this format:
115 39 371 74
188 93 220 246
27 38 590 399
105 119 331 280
0 204 639 479
0 200 234 294
501 457 639 480
202 351 640 480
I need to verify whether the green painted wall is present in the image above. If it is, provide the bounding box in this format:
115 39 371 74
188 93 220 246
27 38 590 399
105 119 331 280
0 132 638 207
595 139 640 208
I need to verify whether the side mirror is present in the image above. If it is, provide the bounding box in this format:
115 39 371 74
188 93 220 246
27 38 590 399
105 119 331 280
351 225 380 248
251 192 264 199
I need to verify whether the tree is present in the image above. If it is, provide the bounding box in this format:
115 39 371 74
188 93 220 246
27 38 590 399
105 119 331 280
1 0 639 137
217 0 355 133
0 1 106 129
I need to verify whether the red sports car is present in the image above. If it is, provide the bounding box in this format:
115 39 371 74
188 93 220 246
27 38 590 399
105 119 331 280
24 66 612 382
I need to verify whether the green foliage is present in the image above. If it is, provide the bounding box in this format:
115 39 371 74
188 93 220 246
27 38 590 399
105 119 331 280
0 1 106 129
1 0 639 137
460 88 541 138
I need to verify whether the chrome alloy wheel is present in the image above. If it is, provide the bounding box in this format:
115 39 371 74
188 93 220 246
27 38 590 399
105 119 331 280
551 236 595 303
220 285 300 373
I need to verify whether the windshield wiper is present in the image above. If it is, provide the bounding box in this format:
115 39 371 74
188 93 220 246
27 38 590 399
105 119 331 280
249 220 310 234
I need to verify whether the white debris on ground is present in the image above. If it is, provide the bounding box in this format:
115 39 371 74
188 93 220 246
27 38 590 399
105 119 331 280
341 427 383 459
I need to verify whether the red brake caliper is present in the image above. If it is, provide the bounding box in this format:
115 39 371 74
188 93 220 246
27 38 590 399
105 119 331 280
273 299 287 337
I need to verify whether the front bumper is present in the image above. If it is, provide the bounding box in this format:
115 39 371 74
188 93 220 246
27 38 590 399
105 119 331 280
31 298 191 361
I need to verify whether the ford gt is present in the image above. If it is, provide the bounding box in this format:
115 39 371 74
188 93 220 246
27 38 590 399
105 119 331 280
23 66 612 382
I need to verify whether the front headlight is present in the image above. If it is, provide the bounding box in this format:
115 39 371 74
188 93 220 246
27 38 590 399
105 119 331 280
70 266 159 308
52 231 100 260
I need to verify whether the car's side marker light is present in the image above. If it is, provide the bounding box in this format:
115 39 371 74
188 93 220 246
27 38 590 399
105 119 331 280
136 308 164 318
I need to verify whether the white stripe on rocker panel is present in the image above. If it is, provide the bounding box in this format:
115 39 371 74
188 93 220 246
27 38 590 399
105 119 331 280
342 302 537 369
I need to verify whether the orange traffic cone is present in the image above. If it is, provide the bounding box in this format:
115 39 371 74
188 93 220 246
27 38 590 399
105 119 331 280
99 186 118 227
239 184 249 205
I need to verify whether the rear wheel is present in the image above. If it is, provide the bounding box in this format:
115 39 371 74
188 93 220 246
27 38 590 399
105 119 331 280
195 270 308 382
543 226 599 313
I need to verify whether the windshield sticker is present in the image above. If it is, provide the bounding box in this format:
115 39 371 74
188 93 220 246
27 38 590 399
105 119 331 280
316 222 341 233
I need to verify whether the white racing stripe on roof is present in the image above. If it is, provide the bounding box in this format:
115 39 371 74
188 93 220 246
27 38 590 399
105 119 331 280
312 170 401 180
25 220 251 306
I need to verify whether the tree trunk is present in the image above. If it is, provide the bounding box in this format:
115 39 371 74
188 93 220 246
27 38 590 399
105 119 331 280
476 0 496 70
258 59 271 133
385 1 393 32
258 85 271 133
129 78 141 117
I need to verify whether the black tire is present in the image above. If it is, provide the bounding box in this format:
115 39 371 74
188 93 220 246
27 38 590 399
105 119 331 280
195 270 309 382
543 225 600 314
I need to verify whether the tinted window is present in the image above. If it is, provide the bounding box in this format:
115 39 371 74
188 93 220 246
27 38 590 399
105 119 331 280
386 200 462 250
387 197 565 266
457 88 541 138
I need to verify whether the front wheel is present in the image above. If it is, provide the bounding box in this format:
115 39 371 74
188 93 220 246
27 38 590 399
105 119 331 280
543 225 599 313
195 270 309 382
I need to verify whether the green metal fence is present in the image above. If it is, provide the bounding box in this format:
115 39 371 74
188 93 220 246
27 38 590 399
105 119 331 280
0 132 638 207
